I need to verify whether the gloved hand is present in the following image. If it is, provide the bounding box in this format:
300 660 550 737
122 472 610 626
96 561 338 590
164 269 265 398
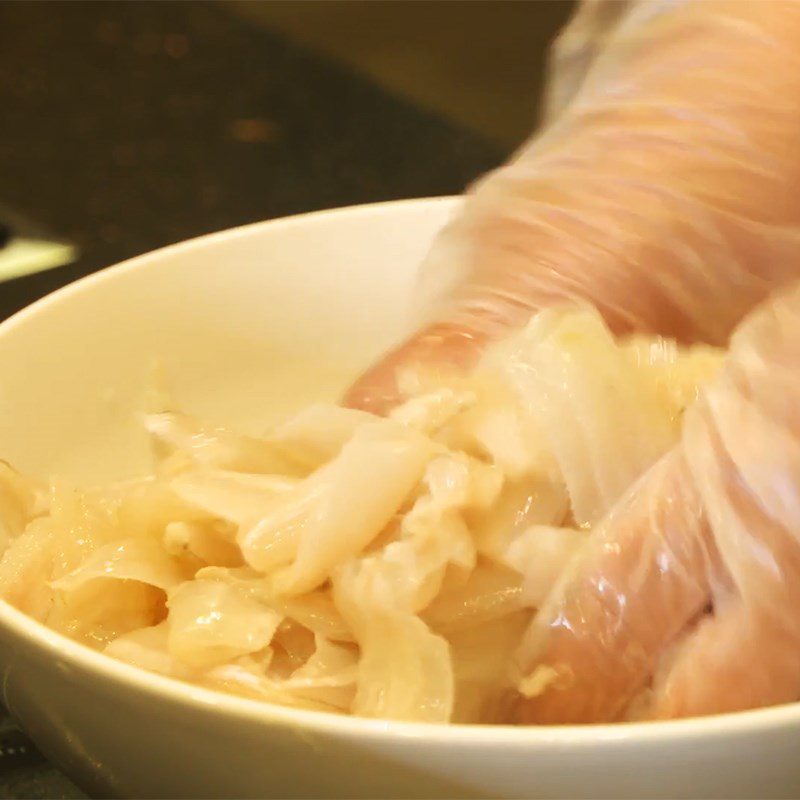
344 0 800 721
516 281 800 722
345 0 800 414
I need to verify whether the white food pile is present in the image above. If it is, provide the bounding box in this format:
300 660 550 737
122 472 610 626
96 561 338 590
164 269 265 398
0 308 722 724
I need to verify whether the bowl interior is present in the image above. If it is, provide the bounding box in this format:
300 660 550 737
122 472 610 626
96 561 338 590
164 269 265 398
0 198 458 484
4 197 800 799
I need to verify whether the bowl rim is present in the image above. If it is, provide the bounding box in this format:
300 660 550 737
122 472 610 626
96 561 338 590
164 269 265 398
1 196 798 747
0 195 460 337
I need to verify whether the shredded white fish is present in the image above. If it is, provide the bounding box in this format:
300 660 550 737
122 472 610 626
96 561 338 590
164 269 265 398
0 308 722 723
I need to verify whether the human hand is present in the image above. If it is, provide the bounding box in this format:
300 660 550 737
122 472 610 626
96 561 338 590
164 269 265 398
346 1 800 414
515 281 800 722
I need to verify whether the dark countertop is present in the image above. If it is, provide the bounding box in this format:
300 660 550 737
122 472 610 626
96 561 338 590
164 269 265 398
0 0 502 321
0 1 502 796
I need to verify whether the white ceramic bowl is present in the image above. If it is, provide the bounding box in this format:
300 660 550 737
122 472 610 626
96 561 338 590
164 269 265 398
0 198 798 799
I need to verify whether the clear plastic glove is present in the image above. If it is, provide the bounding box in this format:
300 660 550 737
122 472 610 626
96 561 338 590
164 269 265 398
515 280 800 723
345 0 800 414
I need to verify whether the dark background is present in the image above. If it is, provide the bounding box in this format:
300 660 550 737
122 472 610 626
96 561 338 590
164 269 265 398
0 2 571 796
0 1 572 323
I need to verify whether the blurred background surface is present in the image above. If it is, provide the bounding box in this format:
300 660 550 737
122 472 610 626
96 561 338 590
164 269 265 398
230 0 571 146
0 2 571 797
0 1 572 321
